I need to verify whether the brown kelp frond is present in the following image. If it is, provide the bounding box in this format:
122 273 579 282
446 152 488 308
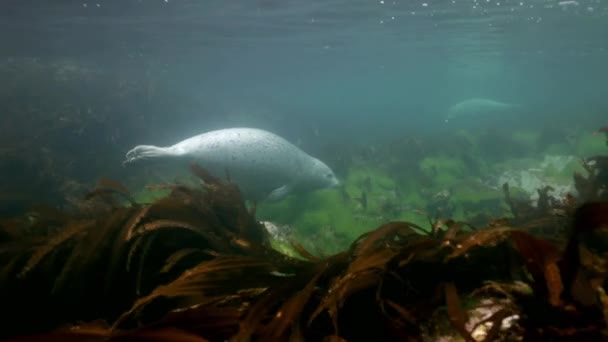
114 256 288 329
349 221 423 256
306 222 423 334
5 323 214 342
560 202 608 307
1 204 72 239
290 241 322 262
259 269 325 341
160 248 209 274
110 327 211 342
3 198 607 341
509 230 563 306
502 182 549 224
129 219 203 241
574 154 608 201
232 264 328 342
85 177 136 207
446 227 514 260
483 201 608 341
0 214 67 280
0 217 26 242
380 299 418 328
111 303 241 342
189 163 225 186
190 163 269 242
123 205 151 240
2 152 608 341
17 220 93 278
446 227 564 305
444 282 474 342
2 331 110 342
440 220 477 240
0 164 291 338
307 268 366 332
52 207 135 294
0 320 112 342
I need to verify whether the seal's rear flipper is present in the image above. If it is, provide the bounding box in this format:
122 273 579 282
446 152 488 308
266 184 290 202
123 145 172 165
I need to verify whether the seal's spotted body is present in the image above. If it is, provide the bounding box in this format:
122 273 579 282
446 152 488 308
124 128 340 201
445 98 521 123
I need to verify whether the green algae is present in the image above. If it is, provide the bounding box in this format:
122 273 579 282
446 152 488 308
260 189 371 233
256 153 521 250
342 165 396 193
454 129 477 149
256 166 416 251
132 188 171 204
419 156 468 187
448 179 506 218
268 238 302 260
396 210 431 231
544 143 572 155
576 134 607 157
511 130 540 153
543 157 585 181
451 179 502 203
127 130 598 255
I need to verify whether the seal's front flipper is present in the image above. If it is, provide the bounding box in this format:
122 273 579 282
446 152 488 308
266 185 290 202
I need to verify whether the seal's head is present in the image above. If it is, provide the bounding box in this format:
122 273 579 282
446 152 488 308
308 157 340 190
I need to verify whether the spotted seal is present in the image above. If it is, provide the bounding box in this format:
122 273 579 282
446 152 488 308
445 98 522 123
124 127 340 201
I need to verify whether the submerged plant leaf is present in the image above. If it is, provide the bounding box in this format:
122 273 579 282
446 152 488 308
510 230 563 306
18 220 92 278
1 155 607 341
444 282 474 342
160 248 206 274
446 227 514 260
110 327 209 342
114 256 282 328
261 266 325 340
289 241 321 262
98 178 131 197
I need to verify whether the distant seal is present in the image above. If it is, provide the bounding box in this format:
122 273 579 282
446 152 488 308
124 127 340 202
445 98 522 123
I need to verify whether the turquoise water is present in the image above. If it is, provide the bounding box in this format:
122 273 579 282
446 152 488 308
2 1 605 141
0 1 606 222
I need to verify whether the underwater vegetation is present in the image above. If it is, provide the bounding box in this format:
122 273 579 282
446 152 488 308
0 133 607 342
0 57 607 341
255 125 606 255
0 57 603 250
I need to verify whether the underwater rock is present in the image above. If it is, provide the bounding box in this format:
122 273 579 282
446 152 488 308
260 220 293 243
488 155 580 203
426 189 455 219
467 299 520 342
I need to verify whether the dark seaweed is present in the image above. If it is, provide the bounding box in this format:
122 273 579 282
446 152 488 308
0 140 607 341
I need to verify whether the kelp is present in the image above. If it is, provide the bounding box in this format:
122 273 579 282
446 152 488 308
0 154 607 341
0 163 305 337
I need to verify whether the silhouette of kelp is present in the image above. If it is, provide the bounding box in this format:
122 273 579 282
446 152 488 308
0 156 607 341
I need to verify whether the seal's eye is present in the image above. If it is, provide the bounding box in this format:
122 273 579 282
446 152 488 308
326 173 332 178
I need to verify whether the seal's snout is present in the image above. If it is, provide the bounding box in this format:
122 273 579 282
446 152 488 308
330 177 341 188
